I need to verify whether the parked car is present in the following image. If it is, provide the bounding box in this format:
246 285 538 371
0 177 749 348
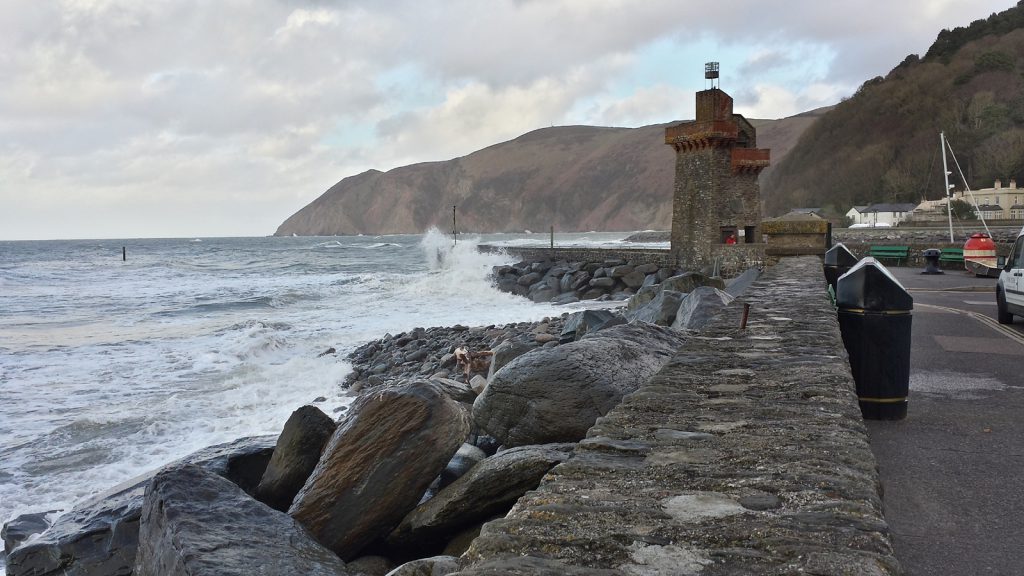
996 225 1024 324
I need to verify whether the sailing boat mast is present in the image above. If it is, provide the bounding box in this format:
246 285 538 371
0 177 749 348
941 131 954 242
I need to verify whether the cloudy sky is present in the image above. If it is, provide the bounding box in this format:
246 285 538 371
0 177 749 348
1 0 1014 240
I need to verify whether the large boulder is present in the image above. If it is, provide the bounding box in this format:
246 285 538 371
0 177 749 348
557 310 626 343
256 405 337 512
725 267 761 297
2 511 53 554
4 436 276 576
134 465 348 576
661 271 725 293
472 323 685 447
672 286 735 330
387 443 574 556
487 341 535 381
627 289 685 326
289 380 471 561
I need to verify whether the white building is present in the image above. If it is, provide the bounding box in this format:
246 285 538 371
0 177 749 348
859 203 918 226
845 206 869 225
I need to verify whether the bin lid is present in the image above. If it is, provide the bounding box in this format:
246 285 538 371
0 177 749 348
836 257 913 311
922 248 941 257
824 242 858 267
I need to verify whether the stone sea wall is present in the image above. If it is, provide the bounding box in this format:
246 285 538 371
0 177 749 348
456 256 901 574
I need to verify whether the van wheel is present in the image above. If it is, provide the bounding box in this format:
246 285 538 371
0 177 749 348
997 290 1014 324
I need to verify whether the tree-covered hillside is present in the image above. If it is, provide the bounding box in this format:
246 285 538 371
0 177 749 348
764 1 1024 216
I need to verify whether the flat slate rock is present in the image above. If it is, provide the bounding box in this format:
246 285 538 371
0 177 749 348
4 435 276 576
135 464 348 576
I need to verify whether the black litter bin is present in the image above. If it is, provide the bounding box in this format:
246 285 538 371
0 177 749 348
836 258 913 420
824 243 858 291
921 248 943 275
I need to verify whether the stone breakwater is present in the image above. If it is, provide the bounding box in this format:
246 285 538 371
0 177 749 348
456 256 901 575
3 256 899 576
489 255 681 305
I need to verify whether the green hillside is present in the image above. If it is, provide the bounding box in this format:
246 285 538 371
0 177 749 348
764 2 1024 217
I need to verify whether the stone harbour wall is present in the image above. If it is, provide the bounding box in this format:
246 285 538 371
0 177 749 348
456 256 900 575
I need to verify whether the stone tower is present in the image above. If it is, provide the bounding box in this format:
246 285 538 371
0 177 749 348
665 71 769 272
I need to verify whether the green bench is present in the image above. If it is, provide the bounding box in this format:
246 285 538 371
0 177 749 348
939 248 964 263
868 245 910 265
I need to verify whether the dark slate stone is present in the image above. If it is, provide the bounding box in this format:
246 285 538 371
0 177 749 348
256 405 337 512
558 310 626 343
134 465 348 576
2 511 53 555
627 289 686 326
516 272 541 286
440 443 487 488
289 380 470 561
589 277 616 288
387 444 574 556
472 324 686 447
672 286 735 330
5 436 276 576
621 270 646 289
725 267 762 297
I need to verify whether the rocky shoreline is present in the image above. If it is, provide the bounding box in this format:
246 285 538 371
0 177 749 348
2 262 753 576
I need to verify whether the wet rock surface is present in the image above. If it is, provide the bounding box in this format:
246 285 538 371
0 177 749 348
289 380 471 561
457 257 900 575
491 259 685 305
4 435 276 576
472 323 687 447
387 443 575 557
344 319 568 394
256 405 337 512
134 465 348 576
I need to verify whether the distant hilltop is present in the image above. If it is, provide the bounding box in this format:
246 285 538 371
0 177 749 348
274 110 828 237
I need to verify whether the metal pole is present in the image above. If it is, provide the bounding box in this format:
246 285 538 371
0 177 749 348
452 205 457 246
941 132 954 243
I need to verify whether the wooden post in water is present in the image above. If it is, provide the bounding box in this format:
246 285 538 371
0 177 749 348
452 205 457 246
122 246 126 261
550 225 554 249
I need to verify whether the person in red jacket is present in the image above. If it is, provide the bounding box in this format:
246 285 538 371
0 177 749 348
725 233 737 245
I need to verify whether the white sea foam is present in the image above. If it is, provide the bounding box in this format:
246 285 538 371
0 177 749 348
0 230 631 555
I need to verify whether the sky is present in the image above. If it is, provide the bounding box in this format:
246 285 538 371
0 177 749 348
0 0 1016 240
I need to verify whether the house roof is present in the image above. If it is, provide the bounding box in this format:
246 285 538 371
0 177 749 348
790 207 822 214
1010 204 1024 209
848 205 869 213
863 203 918 213
976 204 1004 211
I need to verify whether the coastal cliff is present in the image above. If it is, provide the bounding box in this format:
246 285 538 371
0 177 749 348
274 111 825 237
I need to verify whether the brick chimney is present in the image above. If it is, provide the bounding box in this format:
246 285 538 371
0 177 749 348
995 179 1002 189
1011 179 1017 189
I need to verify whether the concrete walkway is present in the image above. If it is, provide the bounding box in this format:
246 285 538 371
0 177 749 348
457 257 899 575
866 267 1024 576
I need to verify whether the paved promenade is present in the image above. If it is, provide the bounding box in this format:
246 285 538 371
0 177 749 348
867 267 1024 576
458 257 899 575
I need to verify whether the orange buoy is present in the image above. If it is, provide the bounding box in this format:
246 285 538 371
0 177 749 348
963 232 997 275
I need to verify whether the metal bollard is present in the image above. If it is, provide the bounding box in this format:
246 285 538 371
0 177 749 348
823 242 858 292
921 248 943 275
836 258 913 420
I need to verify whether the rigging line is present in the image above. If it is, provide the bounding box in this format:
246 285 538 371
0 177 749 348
919 143 938 201
945 137 992 235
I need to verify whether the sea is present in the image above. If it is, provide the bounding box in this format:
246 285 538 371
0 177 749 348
0 228 660 572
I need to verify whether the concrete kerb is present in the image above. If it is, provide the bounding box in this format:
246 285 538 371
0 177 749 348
457 256 900 575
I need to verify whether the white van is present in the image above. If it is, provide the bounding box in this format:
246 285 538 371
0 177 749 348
997 226 1024 324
